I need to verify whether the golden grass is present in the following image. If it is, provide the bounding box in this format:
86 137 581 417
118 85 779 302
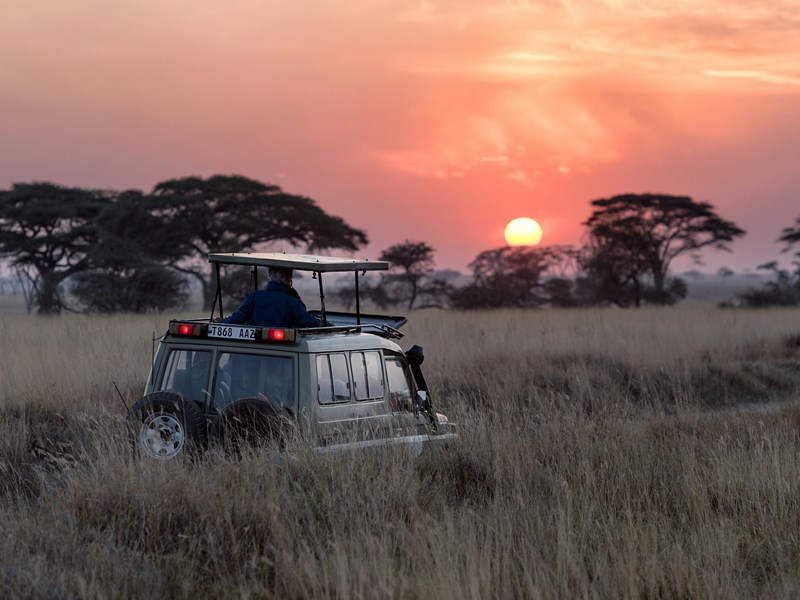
0 313 170 409
2 307 800 598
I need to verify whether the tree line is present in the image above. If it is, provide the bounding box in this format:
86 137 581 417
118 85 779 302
1 175 796 314
0 176 366 314
723 217 800 307
370 193 759 310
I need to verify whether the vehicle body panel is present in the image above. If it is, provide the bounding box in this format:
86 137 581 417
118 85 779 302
144 324 451 452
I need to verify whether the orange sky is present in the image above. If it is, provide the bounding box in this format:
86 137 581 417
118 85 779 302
1 1 799 272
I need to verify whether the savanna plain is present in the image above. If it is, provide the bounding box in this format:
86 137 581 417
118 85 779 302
3 306 800 598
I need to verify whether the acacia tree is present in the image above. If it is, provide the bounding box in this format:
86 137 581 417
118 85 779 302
0 182 112 313
779 217 800 263
149 175 368 309
733 217 800 308
578 225 653 307
71 191 189 312
378 240 436 309
583 194 745 306
451 245 576 309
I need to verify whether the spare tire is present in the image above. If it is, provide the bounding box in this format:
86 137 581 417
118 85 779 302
126 391 207 461
211 397 293 454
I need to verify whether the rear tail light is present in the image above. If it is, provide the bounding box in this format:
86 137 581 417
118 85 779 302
264 328 296 342
169 322 204 337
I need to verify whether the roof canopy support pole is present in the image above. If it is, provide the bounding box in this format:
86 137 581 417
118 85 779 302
211 262 224 320
354 271 361 325
252 266 258 291
317 271 326 324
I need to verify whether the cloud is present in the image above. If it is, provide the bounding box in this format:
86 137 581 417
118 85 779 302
704 69 800 86
2 0 799 194
372 0 800 182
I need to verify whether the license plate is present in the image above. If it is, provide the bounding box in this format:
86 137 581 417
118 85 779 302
208 324 259 340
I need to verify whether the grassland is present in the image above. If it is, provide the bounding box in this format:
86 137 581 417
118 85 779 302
2 306 800 598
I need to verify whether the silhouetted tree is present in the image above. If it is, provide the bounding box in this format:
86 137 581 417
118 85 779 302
149 175 368 309
779 217 800 264
451 245 576 309
780 217 800 244
13 266 37 314
378 240 436 309
728 220 800 308
731 262 800 307
543 278 578 307
72 268 188 313
418 269 460 308
582 193 745 306
362 280 392 310
72 192 189 312
578 231 651 307
718 266 734 285
0 182 112 313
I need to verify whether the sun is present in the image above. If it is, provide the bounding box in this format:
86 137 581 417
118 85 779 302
504 217 543 246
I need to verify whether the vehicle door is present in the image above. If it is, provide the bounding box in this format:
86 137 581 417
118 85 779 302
313 349 392 446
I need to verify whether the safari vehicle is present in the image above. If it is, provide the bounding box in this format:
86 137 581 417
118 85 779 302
127 252 456 460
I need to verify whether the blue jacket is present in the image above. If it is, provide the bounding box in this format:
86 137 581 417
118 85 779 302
220 281 322 328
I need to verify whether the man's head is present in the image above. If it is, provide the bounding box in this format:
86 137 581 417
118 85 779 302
268 267 293 286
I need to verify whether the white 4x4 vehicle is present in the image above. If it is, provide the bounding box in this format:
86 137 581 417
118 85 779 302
127 252 455 460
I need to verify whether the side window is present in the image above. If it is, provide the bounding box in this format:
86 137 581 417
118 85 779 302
213 353 294 411
351 351 385 401
160 349 212 403
317 353 351 405
385 356 413 412
364 351 386 398
317 355 334 404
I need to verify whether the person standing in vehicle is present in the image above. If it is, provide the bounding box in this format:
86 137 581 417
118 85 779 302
216 267 322 328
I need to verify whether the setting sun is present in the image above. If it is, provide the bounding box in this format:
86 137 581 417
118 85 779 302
504 217 543 246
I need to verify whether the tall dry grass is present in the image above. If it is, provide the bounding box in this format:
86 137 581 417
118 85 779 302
1 307 800 598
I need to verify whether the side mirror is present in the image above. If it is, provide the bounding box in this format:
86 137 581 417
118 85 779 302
406 345 425 365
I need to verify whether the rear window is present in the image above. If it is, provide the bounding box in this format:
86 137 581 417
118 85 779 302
160 349 212 403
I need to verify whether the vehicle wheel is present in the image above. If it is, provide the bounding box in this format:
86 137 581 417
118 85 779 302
210 397 292 455
126 391 207 461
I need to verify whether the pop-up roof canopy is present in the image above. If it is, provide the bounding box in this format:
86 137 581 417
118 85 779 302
209 252 389 273
208 252 391 330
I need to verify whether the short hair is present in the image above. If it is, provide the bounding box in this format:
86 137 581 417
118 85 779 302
268 267 293 286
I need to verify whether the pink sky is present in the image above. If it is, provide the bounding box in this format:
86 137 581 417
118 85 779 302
1 0 799 272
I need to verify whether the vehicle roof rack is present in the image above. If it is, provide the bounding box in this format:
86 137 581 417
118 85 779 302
208 252 390 328
209 252 388 273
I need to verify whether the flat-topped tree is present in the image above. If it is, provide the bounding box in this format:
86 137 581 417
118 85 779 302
72 191 190 313
451 245 576 309
150 175 368 309
583 193 745 306
779 217 800 263
378 241 436 309
0 182 111 313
